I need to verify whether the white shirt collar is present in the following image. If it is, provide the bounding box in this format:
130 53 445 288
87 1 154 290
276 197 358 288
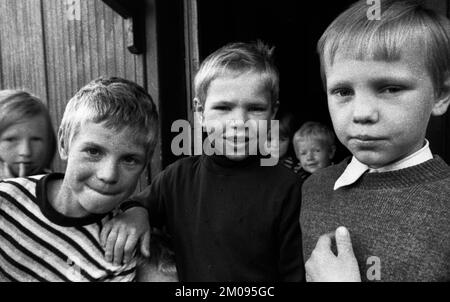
334 140 433 190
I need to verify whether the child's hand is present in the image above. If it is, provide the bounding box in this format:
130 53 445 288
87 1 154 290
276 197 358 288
100 207 151 265
305 226 361 282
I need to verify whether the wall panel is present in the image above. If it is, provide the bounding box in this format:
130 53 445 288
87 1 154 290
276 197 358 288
0 0 47 102
41 0 146 171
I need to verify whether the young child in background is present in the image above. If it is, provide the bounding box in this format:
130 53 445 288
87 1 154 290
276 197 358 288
109 41 304 282
0 77 158 281
293 121 335 181
302 0 450 282
0 90 56 179
265 111 301 173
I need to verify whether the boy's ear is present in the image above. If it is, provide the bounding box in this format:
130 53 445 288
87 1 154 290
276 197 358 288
193 98 205 125
57 128 69 161
193 97 204 113
432 76 450 116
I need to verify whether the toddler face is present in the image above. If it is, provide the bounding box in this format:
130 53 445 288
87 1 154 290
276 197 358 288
325 46 440 168
201 72 276 161
0 115 50 177
60 121 146 215
296 138 332 174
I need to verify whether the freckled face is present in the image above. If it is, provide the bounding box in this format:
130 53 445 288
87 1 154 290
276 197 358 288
60 121 146 215
325 46 438 168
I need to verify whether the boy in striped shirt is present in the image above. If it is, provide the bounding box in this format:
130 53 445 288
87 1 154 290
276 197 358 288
0 77 158 281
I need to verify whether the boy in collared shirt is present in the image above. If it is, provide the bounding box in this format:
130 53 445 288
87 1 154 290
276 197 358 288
301 0 450 281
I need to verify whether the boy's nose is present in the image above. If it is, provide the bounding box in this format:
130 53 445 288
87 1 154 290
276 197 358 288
352 93 379 124
96 160 119 184
17 139 32 157
230 109 248 124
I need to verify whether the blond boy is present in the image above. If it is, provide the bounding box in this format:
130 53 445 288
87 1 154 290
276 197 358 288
113 42 304 281
0 77 158 281
302 0 450 282
293 121 336 176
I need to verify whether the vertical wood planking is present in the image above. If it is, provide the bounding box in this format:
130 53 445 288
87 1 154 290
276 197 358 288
40 0 146 172
0 0 47 103
143 0 162 181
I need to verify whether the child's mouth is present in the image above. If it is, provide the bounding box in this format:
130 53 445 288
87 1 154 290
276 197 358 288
87 184 119 196
351 135 384 141
349 136 387 151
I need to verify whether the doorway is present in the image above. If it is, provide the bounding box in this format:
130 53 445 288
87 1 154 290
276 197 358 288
195 0 356 162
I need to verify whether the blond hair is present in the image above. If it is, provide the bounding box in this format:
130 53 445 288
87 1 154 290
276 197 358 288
318 0 450 97
59 77 159 160
293 121 336 151
194 41 279 106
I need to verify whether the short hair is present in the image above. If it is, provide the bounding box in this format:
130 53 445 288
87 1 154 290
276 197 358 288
59 77 159 160
293 121 336 150
194 41 279 106
0 90 56 171
318 0 450 97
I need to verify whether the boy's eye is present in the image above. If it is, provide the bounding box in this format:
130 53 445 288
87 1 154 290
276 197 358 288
380 86 404 94
330 87 354 98
122 156 140 166
213 106 231 111
1 137 16 143
249 106 267 112
85 148 101 157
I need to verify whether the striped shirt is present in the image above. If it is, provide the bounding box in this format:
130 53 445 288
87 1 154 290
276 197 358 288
0 173 136 282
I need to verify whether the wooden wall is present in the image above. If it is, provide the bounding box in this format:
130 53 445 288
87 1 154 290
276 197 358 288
0 0 158 178
0 0 48 102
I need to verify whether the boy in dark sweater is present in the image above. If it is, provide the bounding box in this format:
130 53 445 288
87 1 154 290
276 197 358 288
302 0 450 282
106 42 304 281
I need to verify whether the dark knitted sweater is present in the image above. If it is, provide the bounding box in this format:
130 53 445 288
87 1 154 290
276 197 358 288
301 156 450 282
135 155 305 282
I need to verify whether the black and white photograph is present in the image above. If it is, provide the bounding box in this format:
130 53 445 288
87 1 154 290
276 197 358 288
0 0 449 290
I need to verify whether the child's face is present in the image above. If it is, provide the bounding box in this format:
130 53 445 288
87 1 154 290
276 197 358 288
266 134 290 160
296 138 332 174
201 72 276 161
0 115 50 177
325 46 445 168
60 121 146 215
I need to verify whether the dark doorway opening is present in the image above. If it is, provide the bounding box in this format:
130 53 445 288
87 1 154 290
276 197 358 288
196 0 356 163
